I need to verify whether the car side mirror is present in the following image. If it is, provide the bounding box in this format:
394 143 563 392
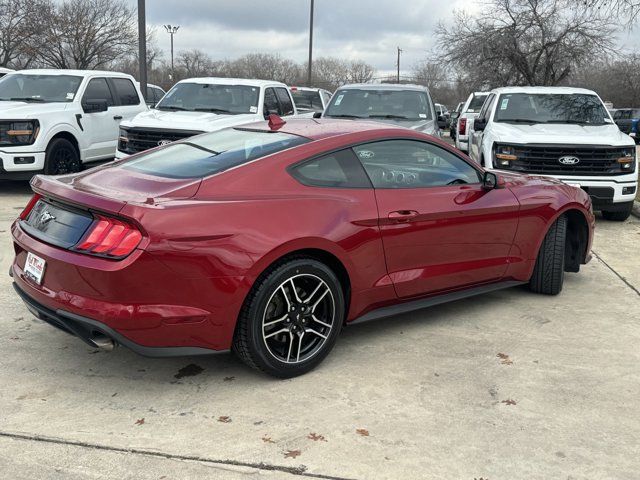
451 112 460 120
482 171 505 190
313 111 322 119
82 99 108 113
475 118 487 132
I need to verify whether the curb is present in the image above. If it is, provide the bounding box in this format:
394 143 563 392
633 201 640 219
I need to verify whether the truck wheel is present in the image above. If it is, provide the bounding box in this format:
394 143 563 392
602 202 634 222
529 215 567 295
44 138 80 175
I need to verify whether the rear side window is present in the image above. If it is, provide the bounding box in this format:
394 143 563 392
122 129 309 179
264 88 279 115
83 78 114 106
112 78 140 105
275 87 295 116
466 94 488 113
291 149 371 188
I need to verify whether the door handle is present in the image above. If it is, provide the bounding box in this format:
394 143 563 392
388 210 419 222
113 115 123 120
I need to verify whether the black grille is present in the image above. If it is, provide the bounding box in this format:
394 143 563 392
504 144 634 176
119 128 203 154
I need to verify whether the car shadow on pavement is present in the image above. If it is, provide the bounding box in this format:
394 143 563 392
0 180 32 195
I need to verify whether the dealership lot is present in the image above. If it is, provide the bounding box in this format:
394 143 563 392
0 180 639 480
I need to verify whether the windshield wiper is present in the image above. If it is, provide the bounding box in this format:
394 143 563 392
367 114 412 120
542 119 605 126
193 108 235 114
497 118 539 124
156 105 189 111
3 97 45 103
325 114 366 119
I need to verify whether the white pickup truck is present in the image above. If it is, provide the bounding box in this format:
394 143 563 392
117 77 297 157
469 86 638 221
454 91 490 152
0 69 147 179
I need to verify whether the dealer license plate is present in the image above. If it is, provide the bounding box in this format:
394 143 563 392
24 252 46 285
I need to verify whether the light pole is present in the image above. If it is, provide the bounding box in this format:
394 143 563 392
137 0 147 100
164 24 180 81
307 0 314 87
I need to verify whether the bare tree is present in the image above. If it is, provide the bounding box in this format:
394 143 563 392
176 49 214 78
348 60 375 84
39 0 136 69
436 0 616 88
572 54 640 107
0 0 50 68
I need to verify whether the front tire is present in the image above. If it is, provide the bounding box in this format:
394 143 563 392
44 138 80 175
601 202 633 222
233 258 344 378
529 215 567 295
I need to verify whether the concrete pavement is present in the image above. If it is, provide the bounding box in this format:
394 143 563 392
1 179 639 480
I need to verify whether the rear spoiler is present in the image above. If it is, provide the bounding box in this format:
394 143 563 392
30 174 127 215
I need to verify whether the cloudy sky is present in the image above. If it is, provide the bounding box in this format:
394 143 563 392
133 0 639 75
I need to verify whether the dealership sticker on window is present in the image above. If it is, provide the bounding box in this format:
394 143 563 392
66 93 75 100
500 98 509 110
419 113 427 118
334 94 344 106
250 106 258 113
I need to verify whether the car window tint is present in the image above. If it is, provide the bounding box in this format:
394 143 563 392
478 94 495 120
264 88 280 115
353 140 482 189
467 94 488 113
275 87 295 116
153 87 164 102
83 78 114 106
112 78 140 105
291 149 371 188
123 129 309 179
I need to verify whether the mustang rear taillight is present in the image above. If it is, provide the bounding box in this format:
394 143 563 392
459 118 467 136
19 194 42 220
75 215 142 258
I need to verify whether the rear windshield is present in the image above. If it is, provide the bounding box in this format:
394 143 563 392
465 94 488 113
291 90 323 111
122 129 309 179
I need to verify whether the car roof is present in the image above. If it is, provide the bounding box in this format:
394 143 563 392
290 86 325 92
175 77 288 88
491 86 598 95
241 118 403 141
336 83 430 92
11 69 134 78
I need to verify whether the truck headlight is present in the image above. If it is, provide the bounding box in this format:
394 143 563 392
494 145 517 168
0 120 39 146
118 128 130 152
617 148 636 173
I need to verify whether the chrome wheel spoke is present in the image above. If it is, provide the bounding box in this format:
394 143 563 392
286 332 294 362
279 285 292 310
296 331 305 362
304 328 327 340
263 314 288 328
311 287 329 312
311 314 332 328
289 278 303 303
264 328 289 339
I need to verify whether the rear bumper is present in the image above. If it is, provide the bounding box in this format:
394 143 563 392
12 281 222 357
11 221 246 353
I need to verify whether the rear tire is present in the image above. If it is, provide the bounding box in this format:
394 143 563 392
529 215 567 295
233 258 344 378
44 138 80 175
601 202 633 222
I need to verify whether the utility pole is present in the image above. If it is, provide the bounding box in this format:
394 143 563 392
397 47 402 84
137 0 147 100
164 25 180 81
307 0 315 87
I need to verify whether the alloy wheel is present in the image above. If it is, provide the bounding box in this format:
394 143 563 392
261 273 335 364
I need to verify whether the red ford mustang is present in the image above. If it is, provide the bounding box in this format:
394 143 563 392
10 118 594 377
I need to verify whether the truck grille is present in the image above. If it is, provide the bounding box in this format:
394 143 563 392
506 144 634 176
119 128 203 154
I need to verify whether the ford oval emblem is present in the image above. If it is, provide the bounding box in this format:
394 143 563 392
558 156 580 165
157 139 172 146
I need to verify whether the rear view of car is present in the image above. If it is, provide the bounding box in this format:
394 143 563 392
323 83 439 136
455 92 489 152
290 86 331 117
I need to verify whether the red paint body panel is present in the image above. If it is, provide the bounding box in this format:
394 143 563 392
11 119 595 353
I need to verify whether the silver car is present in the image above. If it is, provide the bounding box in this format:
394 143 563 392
321 83 440 137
